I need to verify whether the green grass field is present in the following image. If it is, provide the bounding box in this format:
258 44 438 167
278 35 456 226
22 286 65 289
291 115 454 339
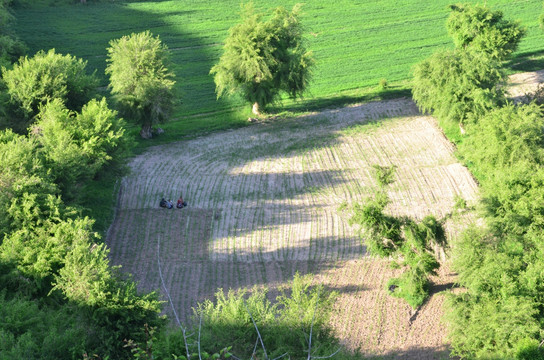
14 0 543 140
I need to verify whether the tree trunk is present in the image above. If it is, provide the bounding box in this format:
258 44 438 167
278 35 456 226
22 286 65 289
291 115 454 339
140 124 153 139
459 122 466 135
252 102 261 116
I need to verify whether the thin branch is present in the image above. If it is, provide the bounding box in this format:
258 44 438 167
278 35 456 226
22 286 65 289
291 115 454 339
310 348 341 360
252 337 259 359
307 287 321 360
198 312 203 360
158 235 191 360
243 301 269 360
271 352 289 360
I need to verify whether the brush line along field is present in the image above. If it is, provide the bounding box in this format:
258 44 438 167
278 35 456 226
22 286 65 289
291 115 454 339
16 0 543 127
106 97 478 357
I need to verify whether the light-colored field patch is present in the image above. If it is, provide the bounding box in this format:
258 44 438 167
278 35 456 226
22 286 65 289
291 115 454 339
507 69 544 101
107 97 479 357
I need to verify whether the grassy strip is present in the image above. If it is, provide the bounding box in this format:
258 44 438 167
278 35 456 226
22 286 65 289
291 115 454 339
14 0 543 140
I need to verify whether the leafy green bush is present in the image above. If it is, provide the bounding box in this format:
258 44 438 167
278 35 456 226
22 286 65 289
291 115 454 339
32 97 129 198
187 273 338 360
0 290 88 359
349 194 403 257
387 268 429 308
412 49 505 127
371 164 396 187
0 1 26 66
2 49 97 130
446 3 525 61
349 167 443 307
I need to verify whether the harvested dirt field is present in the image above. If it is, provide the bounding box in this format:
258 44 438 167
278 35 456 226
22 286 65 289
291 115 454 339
106 93 489 358
106 70 543 359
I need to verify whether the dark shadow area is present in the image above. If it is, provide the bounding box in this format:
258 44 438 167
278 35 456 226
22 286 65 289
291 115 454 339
268 87 412 115
508 50 544 72
13 0 242 138
364 346 454 360
407 281 457 325
429 281 457 296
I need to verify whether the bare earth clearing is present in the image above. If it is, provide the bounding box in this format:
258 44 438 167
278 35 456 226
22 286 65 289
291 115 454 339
107 72 542 358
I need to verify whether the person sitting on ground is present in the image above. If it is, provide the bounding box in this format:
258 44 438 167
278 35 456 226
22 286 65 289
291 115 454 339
160 197 167 208
166 199 174 209
177 195 188 209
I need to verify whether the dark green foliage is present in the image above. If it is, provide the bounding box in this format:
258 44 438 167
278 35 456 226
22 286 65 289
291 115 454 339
447 3 525 61
515 338 544 360
0 91 158 358
349 167 443 308
0 291 88 359
1 49 98 130
211 3 314 115
412 49 505 127
387 268 429 308
0 0 26 67
106 30 175 139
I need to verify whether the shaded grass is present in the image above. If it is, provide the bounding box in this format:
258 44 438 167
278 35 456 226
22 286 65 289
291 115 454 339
14 0 544 146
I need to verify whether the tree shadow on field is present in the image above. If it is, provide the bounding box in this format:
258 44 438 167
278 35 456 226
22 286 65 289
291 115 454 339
364 346 453 360
267 87 412 114
13 0 240 134
508 49 544 72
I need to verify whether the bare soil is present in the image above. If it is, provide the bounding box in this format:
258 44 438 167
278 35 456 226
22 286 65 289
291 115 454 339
107 72 543 358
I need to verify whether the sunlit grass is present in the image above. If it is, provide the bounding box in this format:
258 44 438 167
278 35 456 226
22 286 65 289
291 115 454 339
15 0 543 140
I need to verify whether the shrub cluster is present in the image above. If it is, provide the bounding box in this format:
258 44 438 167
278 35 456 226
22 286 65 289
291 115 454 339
0 46 158 358
413 3 544 358
412 3 524 132
446 103 544 359
138 273 341 360
349 166 444 308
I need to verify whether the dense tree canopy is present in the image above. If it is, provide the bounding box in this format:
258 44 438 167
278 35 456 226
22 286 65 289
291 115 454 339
411 3 525 131
106 30 176 139
2 49 98 131
211 3 314 115
32 97 129 198
412 49 505 127
447 3 525 61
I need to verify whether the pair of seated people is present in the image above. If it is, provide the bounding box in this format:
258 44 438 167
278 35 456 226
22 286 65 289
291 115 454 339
176 197 187 208
160 196 187 209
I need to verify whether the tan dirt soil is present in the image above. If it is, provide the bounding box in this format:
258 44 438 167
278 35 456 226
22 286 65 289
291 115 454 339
106 71 543 359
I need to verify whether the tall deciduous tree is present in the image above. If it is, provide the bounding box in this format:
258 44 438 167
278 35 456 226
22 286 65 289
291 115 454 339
211 3 314 116
412 49 505 127
446 3 525 61
106 31 176 139
1 49 97 131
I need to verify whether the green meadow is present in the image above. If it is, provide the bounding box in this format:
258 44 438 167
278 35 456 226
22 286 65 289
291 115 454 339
15 0 544 140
